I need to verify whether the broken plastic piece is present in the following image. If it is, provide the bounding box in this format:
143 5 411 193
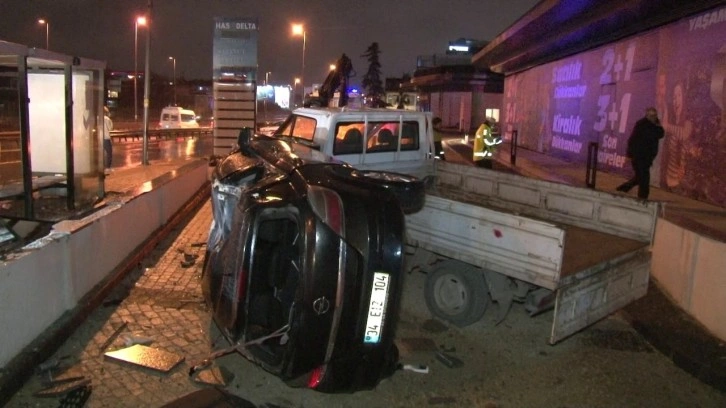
402 364 429 374
120 333 153 347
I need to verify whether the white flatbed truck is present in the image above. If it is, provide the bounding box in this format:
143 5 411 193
274 107 659 343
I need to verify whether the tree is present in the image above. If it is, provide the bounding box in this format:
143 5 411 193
361 42 385 107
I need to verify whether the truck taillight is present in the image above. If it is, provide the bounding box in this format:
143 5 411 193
307 185 345 236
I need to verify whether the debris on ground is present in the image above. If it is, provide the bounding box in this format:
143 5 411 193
98 321 128 351
35 356 66 374
120 333 153 347
104 344 185 373
401 364 429 374
33 377 91 398
189 325 289 377
435 351 464 368
57 385 92 408
192 365 235 387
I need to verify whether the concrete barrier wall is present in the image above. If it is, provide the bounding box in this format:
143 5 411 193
0 161 208 367
652 219 726 341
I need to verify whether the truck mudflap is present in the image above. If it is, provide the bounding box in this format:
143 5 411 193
549 248 650 344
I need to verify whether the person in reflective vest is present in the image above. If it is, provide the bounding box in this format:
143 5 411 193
473 119 500 168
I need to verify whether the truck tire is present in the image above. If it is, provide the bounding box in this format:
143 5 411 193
424 260 489 327
326 166 425 214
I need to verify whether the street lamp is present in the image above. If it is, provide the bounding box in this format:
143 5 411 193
37 19 49 50
168 56 176 105
291 24 306 103
134 16 147 122
329 64 336 71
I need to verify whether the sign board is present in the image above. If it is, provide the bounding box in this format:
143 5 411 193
212 17 258 155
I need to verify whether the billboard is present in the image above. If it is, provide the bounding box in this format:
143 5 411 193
503 4 726 207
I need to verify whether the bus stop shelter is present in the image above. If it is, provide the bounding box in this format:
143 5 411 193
0 40 105 249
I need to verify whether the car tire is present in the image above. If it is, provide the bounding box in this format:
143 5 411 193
424 260 489 327
325 166 425 214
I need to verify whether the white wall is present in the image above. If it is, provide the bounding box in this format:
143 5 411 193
651 219 726 341
0 160 208 367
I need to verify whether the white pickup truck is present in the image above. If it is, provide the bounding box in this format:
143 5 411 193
273 107 659 344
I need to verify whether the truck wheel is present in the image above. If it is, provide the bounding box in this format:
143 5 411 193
326 166 425 214
424 260 489 327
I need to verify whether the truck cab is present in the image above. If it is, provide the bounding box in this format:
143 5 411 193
274 107 435 178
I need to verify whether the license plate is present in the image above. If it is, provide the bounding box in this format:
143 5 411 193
364 272 390 344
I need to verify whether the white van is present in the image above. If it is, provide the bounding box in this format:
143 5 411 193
159 107 199 129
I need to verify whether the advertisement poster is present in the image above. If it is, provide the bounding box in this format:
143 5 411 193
656 6 726 205
502 4 726 207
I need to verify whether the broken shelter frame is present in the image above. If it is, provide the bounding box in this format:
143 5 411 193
0 40 106 220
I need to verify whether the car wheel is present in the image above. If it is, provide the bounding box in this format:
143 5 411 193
326 166 425 214
424 260 489 327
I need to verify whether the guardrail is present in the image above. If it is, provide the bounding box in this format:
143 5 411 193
111 127 213 141
0 128 213 167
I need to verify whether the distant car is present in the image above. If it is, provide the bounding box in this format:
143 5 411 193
202 129 425 392
159 107 200 129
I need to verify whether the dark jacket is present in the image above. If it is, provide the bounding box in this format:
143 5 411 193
626 117 665 163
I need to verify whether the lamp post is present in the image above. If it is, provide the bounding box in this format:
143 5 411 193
134 16 147 122
291 24 306 103
37 19 49 50
265 71 271 86
168 56 176 105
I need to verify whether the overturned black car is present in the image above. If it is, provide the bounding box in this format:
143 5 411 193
202 129 425 392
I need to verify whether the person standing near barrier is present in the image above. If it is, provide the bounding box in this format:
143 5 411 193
616 107 664 200
473 119 499 169
432 117 445 160
103 106 113 173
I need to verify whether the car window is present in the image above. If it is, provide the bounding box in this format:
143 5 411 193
334 123 364 155
277 115 316 142
400 121 419 151
181 114 196 122
171 114 179 122
366 122 399 153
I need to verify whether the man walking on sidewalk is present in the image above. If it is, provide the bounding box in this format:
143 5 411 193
616 107 664 200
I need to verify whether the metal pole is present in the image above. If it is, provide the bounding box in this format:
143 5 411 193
509 129 518 166
134 21 138 122
142 0 152 165
586 141 598 188
46 22 49 50
173 58 176 105
301 31 306 103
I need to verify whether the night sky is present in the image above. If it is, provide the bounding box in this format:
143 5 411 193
0 0 540 86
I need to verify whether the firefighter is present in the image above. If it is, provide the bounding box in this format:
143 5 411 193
473 119 500 168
